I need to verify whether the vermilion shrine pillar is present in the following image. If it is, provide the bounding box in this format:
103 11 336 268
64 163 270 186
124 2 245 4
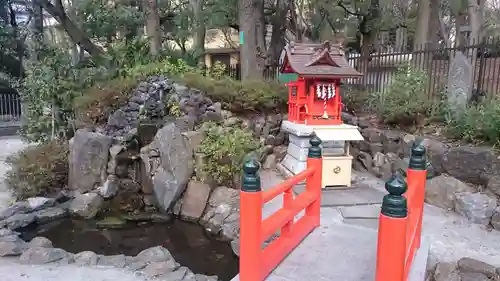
277 41 365 188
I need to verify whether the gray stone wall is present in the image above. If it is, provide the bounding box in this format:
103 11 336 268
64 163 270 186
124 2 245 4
342 112 500 230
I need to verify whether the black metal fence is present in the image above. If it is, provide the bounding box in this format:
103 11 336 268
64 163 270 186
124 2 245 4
0 87 22 124
345 39 500 99
221 38 500 100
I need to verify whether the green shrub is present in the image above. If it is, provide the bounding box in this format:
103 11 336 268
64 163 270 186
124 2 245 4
178 73 287 113
197 122 259 186
445 98 500 144
5 141 69 199
368 67 438 128
341 86 370 114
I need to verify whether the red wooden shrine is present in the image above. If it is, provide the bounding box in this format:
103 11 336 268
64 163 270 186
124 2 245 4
279 41 363 125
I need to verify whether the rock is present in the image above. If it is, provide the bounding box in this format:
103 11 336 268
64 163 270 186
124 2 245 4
28 237 53 248
111 191 144 213
149 123 194 212
273 146 287 161
141 260 178 278
126 257 148 271
420 138 449 174
263 154 277 170
492 206 500 230
201 111 223 123
460 272 489 281
26 197 55 211
0 241 25 256
98 175 120 199
69 129 112 193
485 174 500 197
33 207 67 223
382 130 402 154
96 217 127 229
97 254 127 268
447 51 473 114
180 181 211 222
161 266 190 280
457 257 496 278
136 246 173 263
356 151 373 171
107 144 126 175
2 213 36 229
425 175 475 210
68 193 104 219
74 251 98 266
195 274 218 281
434 262 460 281
0 202 31 220
200 186 239 239
0 228 18 237
361 128 383 143
230 239 240 256
20 247 72 264
442 146 496 185
454 192 497 225
372 152 392 180
183 130 204 153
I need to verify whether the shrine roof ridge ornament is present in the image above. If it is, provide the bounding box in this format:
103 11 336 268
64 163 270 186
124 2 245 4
280 40 363 78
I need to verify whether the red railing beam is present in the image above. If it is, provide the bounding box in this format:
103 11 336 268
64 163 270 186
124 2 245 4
262 168 315 204
238 135 323 281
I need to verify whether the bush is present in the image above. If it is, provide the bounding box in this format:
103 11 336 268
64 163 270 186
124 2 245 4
368 67 438 128
341 85 370 114
445 98 500 144
178 73 288 113
197 122 259 186
5 141 69 199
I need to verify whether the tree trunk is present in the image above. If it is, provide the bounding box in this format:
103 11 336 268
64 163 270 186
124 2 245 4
29 1 44 61
414 0 431 51
239 0 262 80
189 0 206 66
143 0 162 56
266 0 289 73
35 0 105 59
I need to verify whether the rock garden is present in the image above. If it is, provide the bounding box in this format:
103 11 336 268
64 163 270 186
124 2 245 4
4 62 500 281
0 73 289 281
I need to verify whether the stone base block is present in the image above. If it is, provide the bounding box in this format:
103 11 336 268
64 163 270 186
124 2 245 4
281 154 307 175
289 134 345 149
288 143 344 162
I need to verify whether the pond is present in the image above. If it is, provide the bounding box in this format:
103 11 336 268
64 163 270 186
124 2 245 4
20 218 239 281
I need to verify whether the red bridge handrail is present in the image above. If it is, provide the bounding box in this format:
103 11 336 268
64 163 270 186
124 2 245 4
239 137 323 281
375 145 427 281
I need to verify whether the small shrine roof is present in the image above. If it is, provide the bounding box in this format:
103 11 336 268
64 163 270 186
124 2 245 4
280 41 363 78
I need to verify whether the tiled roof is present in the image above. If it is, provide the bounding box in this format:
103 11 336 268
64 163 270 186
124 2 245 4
281 41 363 78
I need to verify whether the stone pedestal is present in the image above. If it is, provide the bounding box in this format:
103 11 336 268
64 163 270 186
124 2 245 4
280 121 345 175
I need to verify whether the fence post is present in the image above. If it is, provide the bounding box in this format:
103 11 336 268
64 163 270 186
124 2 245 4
407 142 427 249
306 134 322 226
375 175 408 281
240 159 263 281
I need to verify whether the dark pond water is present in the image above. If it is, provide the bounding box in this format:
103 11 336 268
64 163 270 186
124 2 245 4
20 218 239 281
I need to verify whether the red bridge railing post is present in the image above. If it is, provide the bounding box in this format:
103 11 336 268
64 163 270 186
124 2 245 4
407 143 427 249
375 175 408 281
240 159 262 281
306 134 322 226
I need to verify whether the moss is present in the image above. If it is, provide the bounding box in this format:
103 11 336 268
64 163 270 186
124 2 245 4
73 77 140 126
5 141 69 199
176 73 288 113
